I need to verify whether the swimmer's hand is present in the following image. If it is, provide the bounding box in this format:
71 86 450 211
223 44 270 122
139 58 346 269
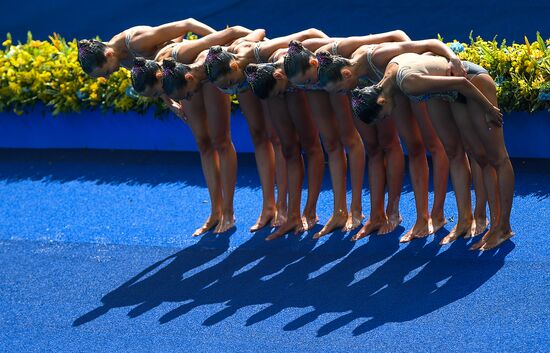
448 57 467 77
162 95 187 121
485 104 503 129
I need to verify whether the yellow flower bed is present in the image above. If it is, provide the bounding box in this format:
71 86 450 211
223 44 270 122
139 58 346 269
1 32 549 115
450 32 550 112
0 32 162 115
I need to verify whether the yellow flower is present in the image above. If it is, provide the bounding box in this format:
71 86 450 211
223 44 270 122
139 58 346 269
8 82 21 94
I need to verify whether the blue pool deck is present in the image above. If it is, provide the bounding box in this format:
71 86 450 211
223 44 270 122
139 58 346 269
0 149 548 352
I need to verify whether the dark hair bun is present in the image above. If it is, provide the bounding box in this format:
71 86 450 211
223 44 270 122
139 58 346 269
316 51 331 59
316 51 333 65
350 86 384 125
209 46 223 54
288 40 304 49
162 58 176 69
351 89 362 100
133 57 147 67
245 64 258 75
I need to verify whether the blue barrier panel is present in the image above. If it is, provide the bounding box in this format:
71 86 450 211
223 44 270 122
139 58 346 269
0 109 254 152
0 108 549 158
499 111 550 159
2 1 549 43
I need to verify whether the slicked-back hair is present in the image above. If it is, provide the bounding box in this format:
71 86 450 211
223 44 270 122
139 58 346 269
77 39 108 74
204 46 235 82
316 51 352 86
161 58 191 96
350 86 384 125
245 63 279 99
284 40 315 79
131 57 161 93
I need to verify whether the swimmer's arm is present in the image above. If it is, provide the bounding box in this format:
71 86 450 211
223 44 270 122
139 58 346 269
261 28 328 54
403 74 502 126
304 37 344 52
226 29 266 52
176 26 253 62
241 29 267 42
134 19 216 50
335 30 411 57
163 18 216 37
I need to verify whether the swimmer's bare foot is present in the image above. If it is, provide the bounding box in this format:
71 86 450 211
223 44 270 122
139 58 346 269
265 216 304 241
313 209 348 239
271 204 287 228
471 217 489 237
400 218 433 243
430 213 447 234
379 212 402 235
344 209 364 231
478 228 515 251
351 215 387 241
302 213 319 231
193 214 221 237
214 213 235 234
470 228 493 250
250 206 275 232
440 218 473 245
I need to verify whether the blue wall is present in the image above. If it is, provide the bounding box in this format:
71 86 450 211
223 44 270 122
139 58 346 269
1 110 549 158
0 109 254 153
2 1 549 43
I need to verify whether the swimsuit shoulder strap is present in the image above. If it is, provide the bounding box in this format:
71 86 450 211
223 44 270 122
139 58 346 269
125 26 154 58
395 63 420 93
172 44 181 61
331 41 339 55
125 28 140 58
366 45 384 81
253 42 263 63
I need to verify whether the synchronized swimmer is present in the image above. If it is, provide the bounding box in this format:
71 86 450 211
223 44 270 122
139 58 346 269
77 19 514 251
